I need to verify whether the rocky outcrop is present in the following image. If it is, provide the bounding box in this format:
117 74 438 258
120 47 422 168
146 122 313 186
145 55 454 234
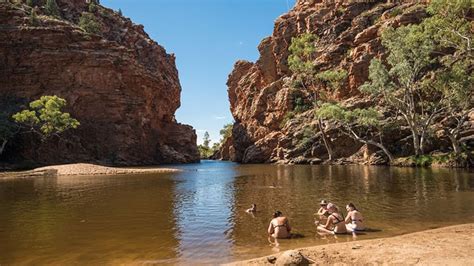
220 0 448 164
0 0 199 167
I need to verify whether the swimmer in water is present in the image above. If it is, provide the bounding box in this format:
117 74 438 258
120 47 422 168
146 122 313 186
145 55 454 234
246 203 257 213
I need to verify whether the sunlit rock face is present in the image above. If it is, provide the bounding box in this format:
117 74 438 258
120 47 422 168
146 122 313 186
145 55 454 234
0 1 199 166
221 0 431 164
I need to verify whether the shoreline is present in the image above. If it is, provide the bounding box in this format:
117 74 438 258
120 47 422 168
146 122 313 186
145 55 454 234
227 223 474 265
0 163 180 179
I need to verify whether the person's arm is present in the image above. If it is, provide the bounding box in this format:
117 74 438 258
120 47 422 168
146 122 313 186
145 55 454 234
316 207 323 216
345 211 351 224
268 221 274 235
323 215 333 229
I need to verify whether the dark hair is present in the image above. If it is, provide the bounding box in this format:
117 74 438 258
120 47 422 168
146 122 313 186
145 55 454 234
347 203 358 211
273 210 282 218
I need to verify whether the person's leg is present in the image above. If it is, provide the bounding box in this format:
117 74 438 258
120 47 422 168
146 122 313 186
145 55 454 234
317 225 333 235
346 223 355 232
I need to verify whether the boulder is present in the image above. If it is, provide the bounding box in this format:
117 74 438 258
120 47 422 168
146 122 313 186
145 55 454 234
276 250 310 266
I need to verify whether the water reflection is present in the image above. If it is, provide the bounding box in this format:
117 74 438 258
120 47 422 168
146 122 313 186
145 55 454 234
0 162 473 264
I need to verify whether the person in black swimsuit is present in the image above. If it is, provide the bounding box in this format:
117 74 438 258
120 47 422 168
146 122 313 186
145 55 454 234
316 203 348 235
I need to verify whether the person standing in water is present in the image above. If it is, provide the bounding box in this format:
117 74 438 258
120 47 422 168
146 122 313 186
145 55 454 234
316 203 347 235
268 211 291 239
345 203 365 232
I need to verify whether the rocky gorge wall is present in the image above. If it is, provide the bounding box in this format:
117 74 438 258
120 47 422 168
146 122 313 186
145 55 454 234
0 0 199 167
216 0 473 165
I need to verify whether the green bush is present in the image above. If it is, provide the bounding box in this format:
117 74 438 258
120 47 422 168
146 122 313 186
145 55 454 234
79 12 101 34
29 8 38 25
280 111 296 128
26 0 35 7
315 69 348 90
388 7 402 18
88 2 97 13
45 0 60 18
294 97 310 113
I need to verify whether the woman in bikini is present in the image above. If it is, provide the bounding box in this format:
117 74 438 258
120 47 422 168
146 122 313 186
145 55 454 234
345 203 365 232
268 211 291 239
316 203 347 235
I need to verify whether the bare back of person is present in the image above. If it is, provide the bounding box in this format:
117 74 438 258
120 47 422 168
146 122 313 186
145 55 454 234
268 216 291 239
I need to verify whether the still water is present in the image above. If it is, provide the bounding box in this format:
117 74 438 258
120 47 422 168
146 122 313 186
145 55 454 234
1 161 474 264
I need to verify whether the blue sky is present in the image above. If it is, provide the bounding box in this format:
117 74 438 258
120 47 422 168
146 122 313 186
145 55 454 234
102 0 296 144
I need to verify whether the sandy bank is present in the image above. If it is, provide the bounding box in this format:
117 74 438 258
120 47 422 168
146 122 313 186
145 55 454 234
228 223 474 265
0 163 179 179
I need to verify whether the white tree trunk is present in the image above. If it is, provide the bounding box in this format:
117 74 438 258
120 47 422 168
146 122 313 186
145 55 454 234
318 118 333 161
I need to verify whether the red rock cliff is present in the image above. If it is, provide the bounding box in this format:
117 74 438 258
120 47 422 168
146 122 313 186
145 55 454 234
0 0 199 166
221 0 430 164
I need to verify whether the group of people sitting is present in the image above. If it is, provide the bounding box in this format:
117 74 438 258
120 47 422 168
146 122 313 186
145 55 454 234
314 199 365 235
246 199 365 239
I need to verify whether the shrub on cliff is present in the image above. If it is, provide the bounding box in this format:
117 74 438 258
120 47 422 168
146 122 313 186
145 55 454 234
288 33 335 161
29 8 39 26
44 0 60 18
315 69 348 91
79 12 101 35
88 2 97 13
26 0 36 7
12 95 80 142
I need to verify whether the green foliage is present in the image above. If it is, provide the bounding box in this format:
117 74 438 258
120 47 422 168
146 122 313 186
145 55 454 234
219 123 232 142
280 111 296 128
424 0 472 107
26 0 35 7
387 7 402 18
315 69 348 90
203 131 210 148
288 33 318 76
293 97 311 113
12 95 80 140
198 131 214 158
316 103 382 128
29 8 38 26
118 8 123 16
88 2 97 13
410 155 434 167
45 0 60 18
79 12 101 34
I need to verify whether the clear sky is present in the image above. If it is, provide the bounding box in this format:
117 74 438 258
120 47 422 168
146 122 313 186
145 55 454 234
102 0 296 144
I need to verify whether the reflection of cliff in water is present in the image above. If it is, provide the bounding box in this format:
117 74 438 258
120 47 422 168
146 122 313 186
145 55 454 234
0 174 180 264
229 165 474 259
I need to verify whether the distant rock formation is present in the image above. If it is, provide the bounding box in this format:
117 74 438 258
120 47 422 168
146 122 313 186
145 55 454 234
220 0 450 164
0 0 199 167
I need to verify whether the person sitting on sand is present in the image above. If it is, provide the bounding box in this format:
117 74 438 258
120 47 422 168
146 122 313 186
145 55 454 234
345 203 365 232
268 211 291 239
314 199 330 226
316 203 347 235
246 203 257 213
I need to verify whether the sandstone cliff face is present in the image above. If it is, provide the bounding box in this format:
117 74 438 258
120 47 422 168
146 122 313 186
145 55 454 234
0 1 199 166
221 0 441 164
